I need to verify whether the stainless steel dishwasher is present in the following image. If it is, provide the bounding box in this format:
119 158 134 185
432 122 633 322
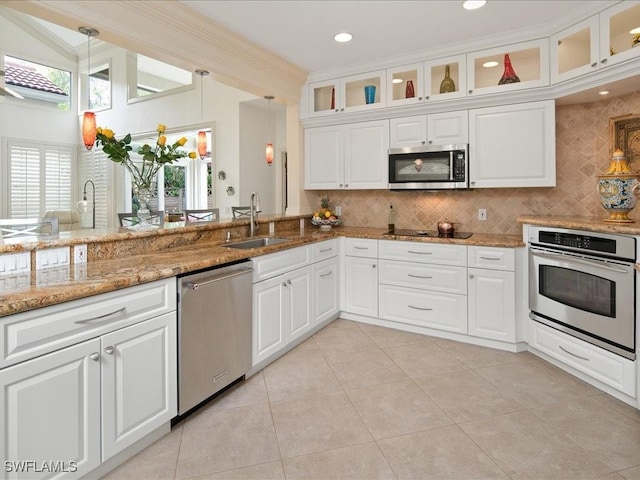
177 260 253 415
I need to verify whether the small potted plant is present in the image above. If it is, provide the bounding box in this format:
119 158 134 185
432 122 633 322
311 196 340 231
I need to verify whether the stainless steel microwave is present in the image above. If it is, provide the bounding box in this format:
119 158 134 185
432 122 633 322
388 144 468 190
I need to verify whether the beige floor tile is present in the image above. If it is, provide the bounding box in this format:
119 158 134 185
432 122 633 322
597 474 628 480
270 391 372 458
359 324 434 348
175 403 280 479
460 410 613 479
325 349 410 389
435 338 531 368
377 424 509 479
262 347 342 402
187 461 285 480
475 361 588 408
592 394 640 424
101 424 183 480
383 341 467 378
620 466 640 480
346 379 452 439
415 369 525 423
283 442 397 480
531 356 604 396
312 326 380 356
323 318 361 329
532 397 640 471
201 372 268 413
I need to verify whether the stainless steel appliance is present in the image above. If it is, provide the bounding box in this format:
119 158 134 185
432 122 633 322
388 144 468 190
528 226 636 360
177 261 253 415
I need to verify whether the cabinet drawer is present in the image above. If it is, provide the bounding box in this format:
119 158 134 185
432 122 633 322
0 278 176 369
468 246 514 271
345 238 378 258
379 284 467 334
530 322 636 397
311 239 338 263
252 245 310 282
379 259 467 294
379 240 467 266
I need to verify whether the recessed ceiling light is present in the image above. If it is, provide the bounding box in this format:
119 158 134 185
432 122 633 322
334 32 353 43
392 78 403 84
630 27 640 34
463 0 487 10
482 61 499 68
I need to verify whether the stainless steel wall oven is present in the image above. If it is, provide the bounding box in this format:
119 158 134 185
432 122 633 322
528 226 636 360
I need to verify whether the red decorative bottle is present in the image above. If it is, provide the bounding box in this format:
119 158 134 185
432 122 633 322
330 87 335 110
405 80 415 98
498 54 520 85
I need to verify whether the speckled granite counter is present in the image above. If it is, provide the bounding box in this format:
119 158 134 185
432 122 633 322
518 215 640 235
0 224 524 318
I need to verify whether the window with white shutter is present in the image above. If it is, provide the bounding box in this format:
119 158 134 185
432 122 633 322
78 148 109 230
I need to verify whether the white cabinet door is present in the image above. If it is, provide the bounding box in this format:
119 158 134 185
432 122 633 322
427 110 468 145
253 275 287 366
312 256 339 324
389 116 427 148
345 256 378 318
304 125 344 189
0 339 101 480
468 268 515 343
344 120 390 189
286 266 312 342
101 313 177 461
469 100 556 188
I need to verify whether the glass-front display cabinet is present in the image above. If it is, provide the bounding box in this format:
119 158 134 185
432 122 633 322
309 70 386 117
424 55 466 101
467 39 549 95
599 1 640 68
386 63 423 107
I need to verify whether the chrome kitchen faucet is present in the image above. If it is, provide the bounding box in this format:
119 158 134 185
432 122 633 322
249 191 261 238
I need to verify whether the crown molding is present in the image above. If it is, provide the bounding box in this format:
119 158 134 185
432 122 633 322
0 0 309 103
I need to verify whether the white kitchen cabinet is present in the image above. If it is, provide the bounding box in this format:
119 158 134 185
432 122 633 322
467 246 516 343
344 255 378 318
0 339 101 480
389 110 468 148
305 120 389 190
308 70 386 117
312 256 339 324
469 100 556 188
0 282 177 480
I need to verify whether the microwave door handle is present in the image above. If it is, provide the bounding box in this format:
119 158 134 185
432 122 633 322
531 249 629 274
449 151 454 180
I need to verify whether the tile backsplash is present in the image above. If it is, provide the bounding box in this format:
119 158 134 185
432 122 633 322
319 90 640 235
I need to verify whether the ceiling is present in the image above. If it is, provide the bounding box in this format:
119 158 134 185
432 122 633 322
178 0 612 74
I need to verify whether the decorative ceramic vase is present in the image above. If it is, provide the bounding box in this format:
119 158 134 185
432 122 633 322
364 85 376 104
597 149 640 223
498 54 521 85
405 80 415 98
439 65 456 93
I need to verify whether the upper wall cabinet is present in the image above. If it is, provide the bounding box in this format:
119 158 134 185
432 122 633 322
467 39 549 96
386 55 466 107
309 70 386 117
550 1 640 84
389 110 468 148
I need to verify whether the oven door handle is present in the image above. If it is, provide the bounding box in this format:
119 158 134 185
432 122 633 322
530 249 630 274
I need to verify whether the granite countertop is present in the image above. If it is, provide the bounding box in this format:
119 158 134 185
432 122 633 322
0 226 524 318
518 215 640 235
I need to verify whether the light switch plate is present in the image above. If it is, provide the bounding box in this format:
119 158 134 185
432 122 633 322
36 247 71 269
0 252 31 276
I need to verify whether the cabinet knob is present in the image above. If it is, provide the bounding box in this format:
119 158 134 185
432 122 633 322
418 96 423 100
591 62 598 67
90 353 100 361
601 58 607 64
339 184 343 187
344 184 349 188
468 90 473 94
421 141 426 145
282 282 287 287
372 264 377 268
287 279 292 285
425 96 430 100
470 181 475 186
469 273 475 279
428 140 433 144
105 346 114 355
335 109 339 113
340 108 344 111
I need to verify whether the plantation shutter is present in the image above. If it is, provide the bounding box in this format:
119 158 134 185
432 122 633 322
9 144 41 217
79 148 109 230
45 148 73 212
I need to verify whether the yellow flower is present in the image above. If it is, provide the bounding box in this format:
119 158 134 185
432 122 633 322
157 124 166 134
96 127 102 134
102 128 115 139
177 136 188 147
188 151 197 159
157 135 167 146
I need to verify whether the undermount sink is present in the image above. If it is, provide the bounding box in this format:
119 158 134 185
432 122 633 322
226 237 290 249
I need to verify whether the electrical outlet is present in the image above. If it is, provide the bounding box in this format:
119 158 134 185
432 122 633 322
335 205 342 216
478 208 487 221
74 244 87 264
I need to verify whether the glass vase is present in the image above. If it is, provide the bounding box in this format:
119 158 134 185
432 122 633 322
133 184 155 229
498 54 521 85
439 65 456 93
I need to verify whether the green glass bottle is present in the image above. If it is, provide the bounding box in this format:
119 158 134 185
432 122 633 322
439 65 456 94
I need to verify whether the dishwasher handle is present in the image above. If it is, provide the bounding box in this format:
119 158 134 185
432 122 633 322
185 267 252 290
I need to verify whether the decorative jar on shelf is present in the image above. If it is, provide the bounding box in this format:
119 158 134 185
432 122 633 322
596 149 640 223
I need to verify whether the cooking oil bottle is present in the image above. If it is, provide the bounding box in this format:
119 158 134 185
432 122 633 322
388 204 395 234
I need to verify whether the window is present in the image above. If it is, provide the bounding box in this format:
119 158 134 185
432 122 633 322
78 149 109 230
89 63 111 111
3 55 71 110
127 54 193 103
6 140 75 218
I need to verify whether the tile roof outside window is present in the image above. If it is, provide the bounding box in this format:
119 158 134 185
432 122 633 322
5 64 67 96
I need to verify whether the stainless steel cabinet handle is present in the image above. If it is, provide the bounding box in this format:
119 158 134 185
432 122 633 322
559 345 590 361
531 249 629 273
320 271 333 277
408 305 433 311
372 264 377 268
75 307 126 324
186 268 253 290
320 248 332 252
408 250 432 255
591 62 597 67
104 346 114 355
90 353 100 361
408 274 432 279
601 58 607 64
480 256 501 261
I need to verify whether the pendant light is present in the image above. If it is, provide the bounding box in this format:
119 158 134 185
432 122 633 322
195 69 209 160
265 95 274 166
79 26 99 150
